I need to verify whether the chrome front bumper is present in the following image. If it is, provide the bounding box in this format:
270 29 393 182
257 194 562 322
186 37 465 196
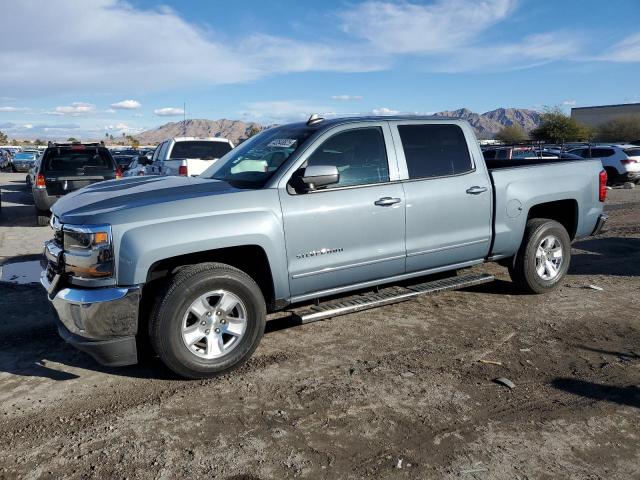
41 272 141 366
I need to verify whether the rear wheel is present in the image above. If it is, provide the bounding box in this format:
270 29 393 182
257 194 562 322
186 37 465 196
508 218 571 294
149 262 266 379
36 208 50 226
604 167 618 186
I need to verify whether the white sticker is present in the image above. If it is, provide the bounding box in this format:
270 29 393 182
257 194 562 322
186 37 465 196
267 139 297 148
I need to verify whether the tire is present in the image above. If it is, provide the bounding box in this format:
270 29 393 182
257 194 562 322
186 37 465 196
508 218 571 294
604 167 618 186
36 208 50 226
149 262 266 379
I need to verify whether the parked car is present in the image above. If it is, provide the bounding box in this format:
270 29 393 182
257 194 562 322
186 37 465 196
0 149 10 170
482 146 557 160
567 145 640 184
32 142 120 225
149 137 234 177
122 155 152 177
41 116 607 378
11 152 38 172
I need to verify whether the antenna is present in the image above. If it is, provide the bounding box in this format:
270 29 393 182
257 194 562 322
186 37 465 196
307 113 324 126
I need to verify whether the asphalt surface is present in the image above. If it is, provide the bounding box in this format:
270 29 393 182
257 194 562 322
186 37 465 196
0 172 639 479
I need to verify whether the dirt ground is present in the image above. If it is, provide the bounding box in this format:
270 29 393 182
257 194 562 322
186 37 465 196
0 172 638 479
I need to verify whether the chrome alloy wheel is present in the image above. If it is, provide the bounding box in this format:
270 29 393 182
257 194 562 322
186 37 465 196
535 235 563 281
181 290 248 359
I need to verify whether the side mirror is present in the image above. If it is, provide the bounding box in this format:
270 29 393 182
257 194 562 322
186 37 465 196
295 165 340 192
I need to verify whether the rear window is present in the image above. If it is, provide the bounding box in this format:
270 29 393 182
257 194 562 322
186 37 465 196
624 148 640 157
482 150 497 160
398 124 473 179
42 148 114 173
169 141 232 160
590 148 615 158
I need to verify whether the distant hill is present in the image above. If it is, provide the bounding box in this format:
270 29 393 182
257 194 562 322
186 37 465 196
434 108 542 139
135 119 262 145
135 109 541 144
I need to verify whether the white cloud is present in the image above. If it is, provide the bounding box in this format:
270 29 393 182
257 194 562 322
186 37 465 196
371 107 401 116
562 100 577 106
0 0 384 96
331 95 363 101
0 106 29 112
110 99 142 110
105 123 144 134
340 0 514 54
432 32 583 72
154 107 185 117
48 102 96 116
599 33 640 62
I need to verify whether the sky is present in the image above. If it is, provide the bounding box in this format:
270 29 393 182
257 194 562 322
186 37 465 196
0 0 639 140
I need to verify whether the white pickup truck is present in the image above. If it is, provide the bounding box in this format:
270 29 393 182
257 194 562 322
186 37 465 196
149 137 234 177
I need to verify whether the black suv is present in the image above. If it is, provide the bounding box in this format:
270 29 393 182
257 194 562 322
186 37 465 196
32 142 119 225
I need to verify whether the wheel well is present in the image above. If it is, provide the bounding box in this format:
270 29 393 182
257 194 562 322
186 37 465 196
527 199 578 240
146 245 275 309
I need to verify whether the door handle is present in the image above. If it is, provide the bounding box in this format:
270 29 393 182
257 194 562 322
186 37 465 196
374 197 401 206
466 186 488 195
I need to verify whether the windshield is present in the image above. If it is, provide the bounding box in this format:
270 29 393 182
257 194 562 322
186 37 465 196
170 141 232 160
201 125 316 188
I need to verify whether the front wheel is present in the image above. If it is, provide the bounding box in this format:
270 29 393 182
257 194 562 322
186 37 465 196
149 262 266 379
508 218 571 294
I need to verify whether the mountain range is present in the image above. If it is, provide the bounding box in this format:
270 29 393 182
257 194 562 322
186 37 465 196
134 108 542 144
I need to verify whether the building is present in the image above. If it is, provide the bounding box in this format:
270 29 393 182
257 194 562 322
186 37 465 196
571 103 640 127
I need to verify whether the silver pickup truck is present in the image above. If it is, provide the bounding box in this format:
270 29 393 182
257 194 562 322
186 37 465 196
41 116 608 378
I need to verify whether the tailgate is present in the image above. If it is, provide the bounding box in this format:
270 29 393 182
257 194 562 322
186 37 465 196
185 158 218 176
46 174 112 195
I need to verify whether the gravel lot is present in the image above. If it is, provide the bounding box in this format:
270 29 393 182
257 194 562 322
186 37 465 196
0 171 639 479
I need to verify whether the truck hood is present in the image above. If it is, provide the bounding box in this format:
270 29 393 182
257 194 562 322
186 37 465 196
51 175 240 224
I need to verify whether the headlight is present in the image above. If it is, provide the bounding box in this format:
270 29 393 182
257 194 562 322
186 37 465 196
62 224 114 279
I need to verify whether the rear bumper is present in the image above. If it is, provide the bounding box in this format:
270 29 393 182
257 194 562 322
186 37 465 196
591 213 609 236
33 188 59 211
41 271 141 366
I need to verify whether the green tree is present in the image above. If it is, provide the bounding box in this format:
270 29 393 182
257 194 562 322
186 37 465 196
596 116 640 143
67 137 78 142
34 138 44 146
495 125 528 143
0 130 8 144
530 108 591 143
126 135 140 149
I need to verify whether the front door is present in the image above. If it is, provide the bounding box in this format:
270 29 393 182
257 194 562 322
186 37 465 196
279 123 406 299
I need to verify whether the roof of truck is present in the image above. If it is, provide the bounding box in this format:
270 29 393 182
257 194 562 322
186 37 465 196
282 115 467 132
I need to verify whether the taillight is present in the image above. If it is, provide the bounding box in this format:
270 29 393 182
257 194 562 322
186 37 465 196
620 159 638 165
115 166 123 179
178 165 188 176
138 170 145 176
599 170 607 202
35 173 46 189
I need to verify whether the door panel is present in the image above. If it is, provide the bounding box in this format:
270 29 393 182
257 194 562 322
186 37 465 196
280 183 406 297
402 175 491 271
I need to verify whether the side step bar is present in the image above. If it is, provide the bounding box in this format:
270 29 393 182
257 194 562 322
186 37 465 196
291 273 494 325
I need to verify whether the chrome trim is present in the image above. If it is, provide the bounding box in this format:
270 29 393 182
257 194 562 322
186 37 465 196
41 273 141 339
407 238 489 258
291 254 406 279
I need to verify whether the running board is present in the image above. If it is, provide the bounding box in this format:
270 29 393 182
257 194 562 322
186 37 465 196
291 273 494 324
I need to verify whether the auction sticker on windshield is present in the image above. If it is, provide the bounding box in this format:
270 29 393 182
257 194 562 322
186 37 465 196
267 139 297 148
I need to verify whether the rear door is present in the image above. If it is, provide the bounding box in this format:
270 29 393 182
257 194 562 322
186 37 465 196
42 147 116 195
390 121 492 272
278 122 406 299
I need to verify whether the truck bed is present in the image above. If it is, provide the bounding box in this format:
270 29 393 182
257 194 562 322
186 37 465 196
487 158 604 260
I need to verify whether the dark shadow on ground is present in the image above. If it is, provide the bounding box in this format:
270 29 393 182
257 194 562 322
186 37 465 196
570 237 640 277
551 377 640 409
574 345 640 360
